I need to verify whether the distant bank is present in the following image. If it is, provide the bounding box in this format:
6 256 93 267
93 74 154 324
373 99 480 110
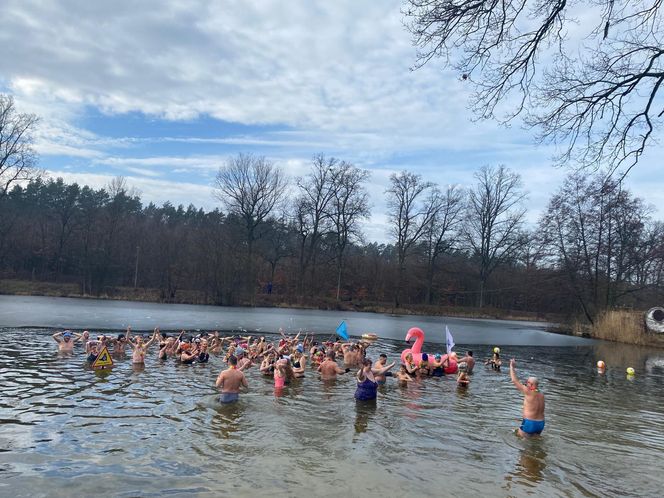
0 277 558 321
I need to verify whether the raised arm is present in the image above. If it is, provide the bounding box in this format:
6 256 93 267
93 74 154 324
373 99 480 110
510 359 528 394
144 330 158 349
52 331 62 343
373 361 396 375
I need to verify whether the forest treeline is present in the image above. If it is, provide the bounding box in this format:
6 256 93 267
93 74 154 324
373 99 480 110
1 154 662 325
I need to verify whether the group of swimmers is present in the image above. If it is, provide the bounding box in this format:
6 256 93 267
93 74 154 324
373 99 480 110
52 327 545 437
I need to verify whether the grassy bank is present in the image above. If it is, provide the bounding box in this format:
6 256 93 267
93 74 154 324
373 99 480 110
0 278 558 324
589 310 664 348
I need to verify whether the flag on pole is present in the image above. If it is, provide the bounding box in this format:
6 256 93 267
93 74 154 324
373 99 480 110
336 320 349 340
445 326 455 354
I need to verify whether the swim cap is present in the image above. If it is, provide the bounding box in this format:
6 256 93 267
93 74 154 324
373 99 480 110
597 360 606 369
236 347 245 356
421 353 428 361
296 343 304 353
626 367 635 375
493 347 500 354
63 331 72 338
435 353 442 360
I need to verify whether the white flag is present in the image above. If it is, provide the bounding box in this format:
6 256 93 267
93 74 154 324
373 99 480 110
445 326 455 354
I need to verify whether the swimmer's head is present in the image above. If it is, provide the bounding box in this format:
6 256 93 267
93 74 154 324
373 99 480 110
493 347 500 354
228 355 238 366
597 360 606 369
626 367 635 375
405 353 413 362
421 353 429 362
235 347 245 357
63 332 72 341
117 333 125 341
435 353 442 360
363 358 372 367
296 343 304 353
467 351 473 357
526 377 538 390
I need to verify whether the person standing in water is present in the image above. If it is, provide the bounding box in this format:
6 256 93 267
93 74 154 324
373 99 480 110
318 351 349 380
355 358 379 401
52 330 77 352
373 354 396 385
510 359 545 436
127 327 158 365
457 351 475 373
216 355 248 403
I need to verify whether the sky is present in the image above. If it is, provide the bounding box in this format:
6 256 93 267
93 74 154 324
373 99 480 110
1 0 662 243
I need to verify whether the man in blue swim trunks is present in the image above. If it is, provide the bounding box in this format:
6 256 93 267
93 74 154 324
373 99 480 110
215 355 248 403
510 358 545 436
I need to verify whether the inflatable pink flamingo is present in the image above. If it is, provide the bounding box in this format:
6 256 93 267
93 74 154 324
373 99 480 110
400 327 430 365
400 326 458 373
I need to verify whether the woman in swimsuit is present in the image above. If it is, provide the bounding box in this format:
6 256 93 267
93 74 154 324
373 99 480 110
431 354 447 376
260 352 276 376
274 358 288 389
404 353 418 378
355 358 379 401
291 351 307 378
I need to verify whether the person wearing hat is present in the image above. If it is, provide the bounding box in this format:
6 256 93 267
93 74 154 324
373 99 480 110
431 353 447 377
510 359 545 436
52 330 78 352
236 348 253 371
291 350 307 378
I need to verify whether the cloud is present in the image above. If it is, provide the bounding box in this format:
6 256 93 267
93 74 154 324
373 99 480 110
0 0 661 241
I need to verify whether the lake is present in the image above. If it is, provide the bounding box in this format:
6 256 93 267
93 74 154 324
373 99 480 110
1 296 663 497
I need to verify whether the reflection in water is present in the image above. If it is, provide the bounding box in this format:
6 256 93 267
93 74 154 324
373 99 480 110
0 328 663 497
131 363 145 374
505 440 547 491
354 399 377 434
211 399 244 440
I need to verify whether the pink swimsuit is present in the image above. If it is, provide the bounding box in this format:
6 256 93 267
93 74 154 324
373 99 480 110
274 370 285 388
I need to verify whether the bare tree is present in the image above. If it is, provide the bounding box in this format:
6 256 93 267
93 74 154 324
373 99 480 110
404 1 664 176
422 184 464 304
386 170 439 307
464 165 527 308
214 153 287 300
0 94 39 199
539 171 656 323
293 154 337 295
327 162 371 301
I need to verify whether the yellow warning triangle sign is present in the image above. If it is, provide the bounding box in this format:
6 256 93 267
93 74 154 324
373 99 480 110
92 346 114 369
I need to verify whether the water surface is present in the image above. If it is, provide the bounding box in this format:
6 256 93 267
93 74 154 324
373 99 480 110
1 327 663 497
0 295 591 346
